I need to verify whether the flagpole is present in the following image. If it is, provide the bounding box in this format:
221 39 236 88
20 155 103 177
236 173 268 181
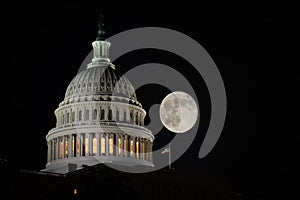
169 142 171 170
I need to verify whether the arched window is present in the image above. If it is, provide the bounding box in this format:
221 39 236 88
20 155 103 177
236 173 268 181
92 137 97 155
62 114 65 124
100 109 105 120
72 111 75 122
93 109 97 120
123 110 127 121
116 109 120 122
130 111 133 123
78 110 82 121
108 109 112 121
84 110 89 121
66 112 69 123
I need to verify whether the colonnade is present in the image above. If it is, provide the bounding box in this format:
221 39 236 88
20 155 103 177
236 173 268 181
47 132 153 163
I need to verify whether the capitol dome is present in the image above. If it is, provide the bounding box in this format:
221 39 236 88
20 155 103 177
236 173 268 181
42 21 154 174
64 63 138 102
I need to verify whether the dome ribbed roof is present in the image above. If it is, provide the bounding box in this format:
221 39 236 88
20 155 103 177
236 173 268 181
64 64 137 101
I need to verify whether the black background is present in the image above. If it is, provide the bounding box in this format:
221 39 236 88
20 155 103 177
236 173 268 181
0 2 293 198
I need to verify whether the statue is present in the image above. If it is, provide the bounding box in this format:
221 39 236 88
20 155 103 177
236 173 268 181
96 15 105 41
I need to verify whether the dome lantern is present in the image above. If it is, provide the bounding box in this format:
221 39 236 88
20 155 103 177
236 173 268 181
88 16 111 68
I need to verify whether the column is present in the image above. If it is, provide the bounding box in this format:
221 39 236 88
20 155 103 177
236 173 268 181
89 133 93 156
115 134 119 156
105 133 109 156
124 135 128 157
96 107 100 121
138 138 141 159
68 135 72 158
100 133 103 155
145 141 149 161
51 140 55 161
141 139 145 160
89 107 93 122
48 141 51 162
132 137 136 158
96 133 100 156
150 142 153 162
80 134 84 156
120 135 124 157
62 136 65 159
55 138 59 160
47 142 50 162
104 108 108 121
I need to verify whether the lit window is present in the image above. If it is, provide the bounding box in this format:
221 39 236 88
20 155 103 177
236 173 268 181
59 140 63 158
76 138 80 156
65 140 68 157
123 139 127 154
136 140 139 158
92 137 97 155
85 138 89 155
101 137 106 154
72 137 74 156
118 138 122 155
109 136 114 155
130 139 134 156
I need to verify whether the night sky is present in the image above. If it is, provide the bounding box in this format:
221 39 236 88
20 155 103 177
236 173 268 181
1 3 294 197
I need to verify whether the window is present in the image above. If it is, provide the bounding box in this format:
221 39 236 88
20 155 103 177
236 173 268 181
123 110 127 121
72 111 75 122
109 136 114 155
92 137 97 155
84 110 89 121
108 109 112 121
93 109 97 120
130 112 133 123
101 136 106 154
116 110 120 121
100 109 104 120
66 113 69 123
78 110 82 121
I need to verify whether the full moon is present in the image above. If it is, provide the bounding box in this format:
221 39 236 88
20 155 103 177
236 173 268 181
159 91 198 133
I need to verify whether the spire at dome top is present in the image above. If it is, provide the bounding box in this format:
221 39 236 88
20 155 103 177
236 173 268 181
96 15 105 41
